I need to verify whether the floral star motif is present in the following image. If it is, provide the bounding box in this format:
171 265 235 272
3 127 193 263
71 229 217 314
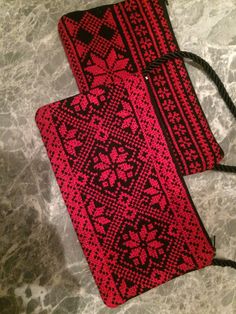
70 87 106 112
58 123 83 157
85 49 129 87
144 177 167 209
123 224 164 266
87 200 110 234
116 100 138 134
93 145 134 188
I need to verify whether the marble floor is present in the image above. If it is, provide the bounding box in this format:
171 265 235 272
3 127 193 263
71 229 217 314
0 0 236 313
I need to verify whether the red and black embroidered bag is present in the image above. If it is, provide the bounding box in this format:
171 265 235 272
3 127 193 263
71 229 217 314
58 0 226 176
35 0 236 308
35 69 236 307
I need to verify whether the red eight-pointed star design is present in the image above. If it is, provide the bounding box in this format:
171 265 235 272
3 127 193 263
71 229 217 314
93 146 134 188
123 224 164 266
85 48 129 87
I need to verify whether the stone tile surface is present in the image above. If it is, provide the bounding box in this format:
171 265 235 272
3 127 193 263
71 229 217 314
0 0 236 313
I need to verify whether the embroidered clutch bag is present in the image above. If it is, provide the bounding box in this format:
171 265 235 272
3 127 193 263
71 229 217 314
58 0 224 176
35 73 223 307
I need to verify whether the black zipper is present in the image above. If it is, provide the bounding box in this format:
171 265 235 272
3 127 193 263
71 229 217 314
144 76 170 145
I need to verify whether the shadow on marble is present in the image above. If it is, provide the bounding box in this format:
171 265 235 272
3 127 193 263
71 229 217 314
0 152 82 314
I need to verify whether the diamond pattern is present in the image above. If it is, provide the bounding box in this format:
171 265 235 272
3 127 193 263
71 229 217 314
35 74 214 307
76 28 93 44
99 24 115 40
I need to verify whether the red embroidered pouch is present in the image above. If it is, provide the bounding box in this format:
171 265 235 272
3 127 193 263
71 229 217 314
58 0 224 176
35 72 235 307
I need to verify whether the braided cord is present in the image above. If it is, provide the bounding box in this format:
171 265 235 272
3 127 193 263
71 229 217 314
144 51 236 269
143 51 236 173
214 164 236 172
212 258 236 269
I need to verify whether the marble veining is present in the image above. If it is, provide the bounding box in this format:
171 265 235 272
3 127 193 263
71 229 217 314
0 0 236 313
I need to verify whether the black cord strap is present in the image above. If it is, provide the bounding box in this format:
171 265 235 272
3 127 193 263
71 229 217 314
143 51 236 269
212 258 236 269
214 164 236 172
143 50 236 173
143 51 236 119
